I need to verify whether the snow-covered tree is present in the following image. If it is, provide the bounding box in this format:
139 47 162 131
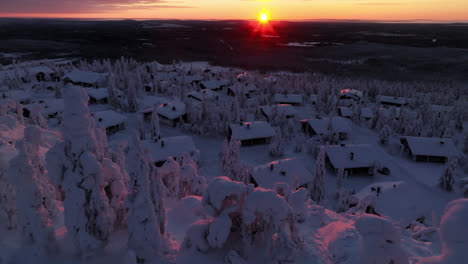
150 106 161 140
16 103 24 125
439 157 457 191
310 147 326 204
46 86 125 258
0 141 17 231
336 166 347 189
28 105 47 129
378 125 392 145
355 214 409 264
127 77 138 113
222 138 251 184
125 131 166 262
159 157 181 199
269 129 284 157
8 126 58 257
182 177 300 263
420 199 468 264
137 115 145 140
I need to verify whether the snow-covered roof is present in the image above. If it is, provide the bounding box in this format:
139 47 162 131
158 100 186 120
264 76 277 83
361 107 374 119
325 144 382 169
24 98 64 116
402 136 459 158
338 107 353 118
92 110 127 129
229 121 275 141
251 158 313 190
274 94 303 105
179 75 203 84
200 79 230 90
355 181 433 226
228 83 256 95
260 104 297 117
187 89 217 101
431 105 454 113
64 70 106 85
27 65 55 75
156 71 178 81
260 104 298 118
340 89 363 100
307 117 351 135
379 96 408 106
236 72 253 81
3 90 31 103
142 136 197 163
86 88 109 100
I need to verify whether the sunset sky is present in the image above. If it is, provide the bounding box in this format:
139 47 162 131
0 0 467 21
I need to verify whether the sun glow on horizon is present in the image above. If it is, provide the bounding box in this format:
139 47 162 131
258 9 270 24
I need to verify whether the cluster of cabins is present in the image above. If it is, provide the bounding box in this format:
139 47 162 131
1 63 461 180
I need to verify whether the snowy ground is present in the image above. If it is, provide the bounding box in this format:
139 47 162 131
0 59 467 264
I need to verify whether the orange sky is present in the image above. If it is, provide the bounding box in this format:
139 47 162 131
0 0 467 21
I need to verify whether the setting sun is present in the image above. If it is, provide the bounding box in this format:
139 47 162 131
258 10 270 23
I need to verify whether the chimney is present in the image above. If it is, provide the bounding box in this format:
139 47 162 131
350 152 354 160
172 106 176 111
280 169 286 176
246 123 251 129
270 163 274 171
440 141 445 145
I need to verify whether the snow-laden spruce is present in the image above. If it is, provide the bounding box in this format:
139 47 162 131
125 131 167 262
180 177 300 263
420 199 468 264
355 214 409 264
45 85 127 258
310 146 326 204
222 138 251 184
7 126 58 257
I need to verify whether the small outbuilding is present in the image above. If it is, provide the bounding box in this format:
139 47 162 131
227 83 256 97
86 88 109 104
142 136 199 167
325 144 382 176
260 104 298 120
304 117 351 140
250 158 313 190
274 94 303 106
400 136 459 163
229 121 276 146
379 96 408 107
63 70 106 88
199 79 230 91
340 89 363 101
92 110 127 135
158 100 187 127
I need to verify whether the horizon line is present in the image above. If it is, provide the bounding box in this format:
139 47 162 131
0 16 467 24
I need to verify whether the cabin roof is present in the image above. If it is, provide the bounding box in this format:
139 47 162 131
86 88 109 100
274 94 303 104
92 110 127 129
307 117 351 135
158 100 186 120
260 104 298 118
325 144 382 169
251 158 312 190
142 136 197 163
64 70 106 85
402 136 459 158
229 121 275 141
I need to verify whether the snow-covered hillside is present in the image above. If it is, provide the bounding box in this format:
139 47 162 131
0 58 467 264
